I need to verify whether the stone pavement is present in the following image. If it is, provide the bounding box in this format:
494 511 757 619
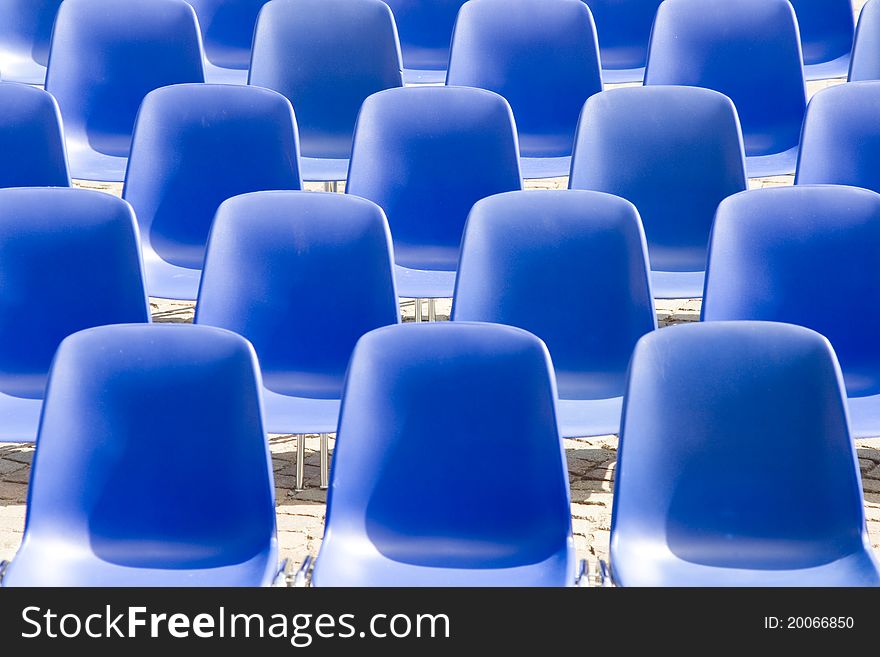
2 0 878 577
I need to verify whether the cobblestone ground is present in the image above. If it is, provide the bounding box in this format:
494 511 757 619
2 1 877 574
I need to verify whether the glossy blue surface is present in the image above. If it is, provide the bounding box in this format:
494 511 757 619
123 83 301 301
0 0 62 84
249 0 402 182
384 0 466 83
644 0 806 177
611 321 880 586
0 188 149 443
850 0 880 81
196 191 400 434
45 0 204 182
796 81 880 192
347 86 521 298
790 0 855 80
2 324 278 586
312 322 575 586
584 0 663 83
452 190 656 437
446 0 602 179
0 82 69 188
346 86 521 298
569 86 747 299
702 185 880 439
188 0 267 83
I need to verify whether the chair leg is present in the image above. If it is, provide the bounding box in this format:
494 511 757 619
320 433 330 490
323 181 339 193
428 298 437 322
414 298 423 322
296 434 305 491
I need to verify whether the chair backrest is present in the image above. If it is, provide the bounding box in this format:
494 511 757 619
0 83 69 188
23 324 275 570
452 190 655 400
315 322 571 574
789 0 855 67
0 188 149 398
346 86 521 271
123 83 301 271
196 191 400 398
612 321 867 576
446 0 602 158
644 0 806 158
188 0 267 68
569 86 747 273
0 0 62 69
45 0 204 157
702 185 880 394
850 0 880 81
583 0 662 71
249 0 402 160
795 81 880 192
384 0 466 70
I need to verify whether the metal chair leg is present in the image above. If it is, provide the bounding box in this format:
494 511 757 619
428 298 437 321
296 434 305 491
414 298 423 322
320 433 330 489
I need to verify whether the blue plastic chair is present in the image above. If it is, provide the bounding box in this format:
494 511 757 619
446 0 602 179
644 0 806 177
790 0 855 80
850 0 880 81
795 81 880 192
189 0 267 84
0 0 62 84
385 0 466 83
311 322 576 586
611 321 880 586
249 0 402 184
702 185 880 439
0 82 69 188
196 191 400 489
452 190 655 438
1 324 279 587
569 86 747 299
346 86 521 302
584 0 663 83
123 83 302 301
0 187 149 444
45 0 204 182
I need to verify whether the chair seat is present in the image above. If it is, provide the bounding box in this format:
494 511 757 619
0 57 48 85
0 391 43 443
601 66 646 84
847 393 880 439
557 396 622 438
3 540 278 587
300 157 350 183
202 60 249 85
313 539 574 587
745 145 800 178
521 156 571 180
142 247 202 301
804 53 851 81
612 543 880 587
262 387 341 435
395 264 456 299
67 143 128 183
651 270 705 299
402 68 447 85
